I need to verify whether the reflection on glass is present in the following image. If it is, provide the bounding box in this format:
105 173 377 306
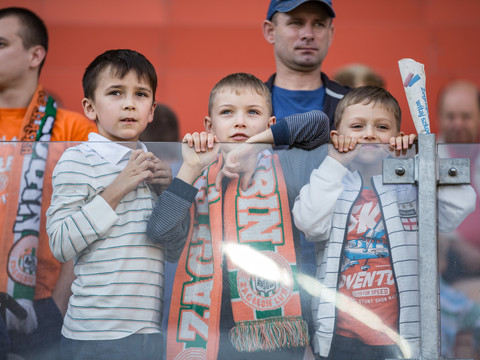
297 273 412 358
1 141 477 359
223 243 293 287
438 143 480 359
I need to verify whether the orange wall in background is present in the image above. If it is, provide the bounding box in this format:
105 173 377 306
2 0 480 136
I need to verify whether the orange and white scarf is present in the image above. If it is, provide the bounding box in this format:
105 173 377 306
1 85 57 302
168 151 308 360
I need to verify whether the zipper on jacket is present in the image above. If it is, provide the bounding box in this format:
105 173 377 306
371 177 401 336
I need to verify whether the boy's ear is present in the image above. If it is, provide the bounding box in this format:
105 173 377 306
262 20 275 45
82 98 97 121
330 129 339 138
268 116 276 128
148 101 157 124
204 116 213 133
398 131 405 137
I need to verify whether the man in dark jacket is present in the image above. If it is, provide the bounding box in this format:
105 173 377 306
262 0 350 128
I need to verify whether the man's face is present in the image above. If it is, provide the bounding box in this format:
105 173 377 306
265 2 334 73
439 85 480 143
0 16 34 88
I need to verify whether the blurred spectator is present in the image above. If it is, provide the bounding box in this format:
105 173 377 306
438 80 480 144
438 81 480 282
139 103 180 166
438 80 480 359
333 63 385 88
439 234 480 359
139 103 179 143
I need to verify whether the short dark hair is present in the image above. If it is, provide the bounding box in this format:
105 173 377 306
83 49 157 101
208 72 272 116
334 86 402 131
0 7 48 72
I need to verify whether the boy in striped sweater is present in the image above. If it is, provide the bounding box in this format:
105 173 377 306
46 49 175 360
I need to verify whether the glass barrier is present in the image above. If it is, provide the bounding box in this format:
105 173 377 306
438 143 480 360
0 140 475 360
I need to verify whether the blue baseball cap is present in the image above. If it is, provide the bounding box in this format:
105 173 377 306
267 0 335 20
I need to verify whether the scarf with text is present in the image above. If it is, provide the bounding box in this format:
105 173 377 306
167 151 308 360
2 85 57 302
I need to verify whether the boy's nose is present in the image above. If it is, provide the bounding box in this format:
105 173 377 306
363 127 376 139
234 114 246 126
123 98 136 110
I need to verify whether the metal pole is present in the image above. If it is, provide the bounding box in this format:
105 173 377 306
384 134 472 359
416 133 440 359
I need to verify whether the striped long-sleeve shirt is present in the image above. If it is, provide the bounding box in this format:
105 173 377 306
47 133 182 340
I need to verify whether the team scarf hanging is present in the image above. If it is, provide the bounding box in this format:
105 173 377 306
168 151 308 360
2 85 57 302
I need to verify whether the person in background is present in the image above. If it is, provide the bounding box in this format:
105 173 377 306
262 0 350 125
438 81 480 282
262 2 350 338
438 80 480 145
438 234 480 359
437 80 480 358
0 7 96 359
139 103 179 143
333 63 385 89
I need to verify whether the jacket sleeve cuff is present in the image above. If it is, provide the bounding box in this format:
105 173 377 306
168 177 198 202
82 195 119 235
271 119 290 147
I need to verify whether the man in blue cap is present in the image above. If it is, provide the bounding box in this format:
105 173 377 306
262 2 350 358
263 0 349 128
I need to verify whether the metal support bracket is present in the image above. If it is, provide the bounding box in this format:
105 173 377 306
439 158 471 185
383 157 416 184
382 134 472 360
384 157 470 185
